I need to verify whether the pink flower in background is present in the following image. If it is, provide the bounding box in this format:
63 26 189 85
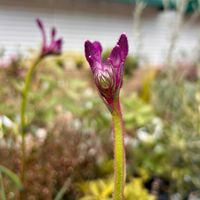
0 57 11 68
36 18 63 58
84 33 128 111
0 54 17 68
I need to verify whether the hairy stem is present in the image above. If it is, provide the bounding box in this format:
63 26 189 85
20 56 41 199
112 98 125 200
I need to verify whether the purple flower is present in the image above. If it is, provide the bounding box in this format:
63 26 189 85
36 18 63 58
85 34 128 111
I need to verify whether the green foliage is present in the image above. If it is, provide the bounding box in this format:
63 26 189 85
54 180 70 200
0 165 22 191
1 52 200 198
122 94 155 132
149 75 200 193
125 178 154 200
138 68 158 102
78 178 154 200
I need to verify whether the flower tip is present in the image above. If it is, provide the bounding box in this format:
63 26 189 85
93 41 103 53
57 38 63 47
54 38 62 53
84 40 92 48
119 33 128 41
120 32 127 37
85 40 90 44
84 40 93 61
84 40 91 50
118 33 128 59
51 27 56 38
36 18 43 29
109 45 122 67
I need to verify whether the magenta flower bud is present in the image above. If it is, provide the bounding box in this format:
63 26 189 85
36 18 63 58
84 34 128 112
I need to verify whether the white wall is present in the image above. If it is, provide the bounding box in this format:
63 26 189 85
0 0 134 56
0 0 199 64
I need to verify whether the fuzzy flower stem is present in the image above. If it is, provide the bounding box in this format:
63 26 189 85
112 97 125 200
20 56 42 200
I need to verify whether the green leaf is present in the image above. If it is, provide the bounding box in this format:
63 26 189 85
0 165 23 191
54 180 69 200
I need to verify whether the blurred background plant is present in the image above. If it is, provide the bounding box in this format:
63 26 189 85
78 177 154 200
0 49 200 199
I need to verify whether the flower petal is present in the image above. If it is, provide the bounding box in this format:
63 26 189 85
36 18 47 52
36 18 44 30
51 27 56 41
93 41 102 55
54 38 62 53
87 55 102 73
84 40 102 63
85 41 93 61
117 33 128 61
109 45 122 68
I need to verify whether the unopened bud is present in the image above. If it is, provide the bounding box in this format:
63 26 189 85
95 69 113 90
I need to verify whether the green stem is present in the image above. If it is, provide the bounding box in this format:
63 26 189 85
0 172 6 200
20 56 41 199
112 98 125 200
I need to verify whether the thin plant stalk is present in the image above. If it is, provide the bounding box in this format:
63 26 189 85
112 98 125 200
165 0 188 66
132 0 146 59
20 56 41 199
19 18 63 200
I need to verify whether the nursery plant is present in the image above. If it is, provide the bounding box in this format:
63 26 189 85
84 33 128 200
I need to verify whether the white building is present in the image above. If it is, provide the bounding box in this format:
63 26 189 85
0 0 199 64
